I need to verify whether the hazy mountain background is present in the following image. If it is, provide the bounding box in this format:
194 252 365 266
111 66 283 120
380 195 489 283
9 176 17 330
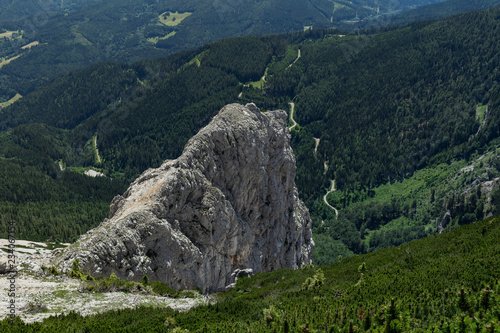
0 0 450 103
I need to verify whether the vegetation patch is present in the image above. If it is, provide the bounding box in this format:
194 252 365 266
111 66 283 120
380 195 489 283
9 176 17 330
51 290 71 298
266 46 299 76
147 31 176 44
183 50 209 69
0 54 21 69
81 271 190 299
0 30 18 39
315 146 500 263
158 11 192 27
0 93 22 108
476 104 488 123
21 41 39 50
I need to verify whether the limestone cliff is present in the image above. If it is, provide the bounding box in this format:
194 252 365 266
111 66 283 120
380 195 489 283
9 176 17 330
55 103 313 293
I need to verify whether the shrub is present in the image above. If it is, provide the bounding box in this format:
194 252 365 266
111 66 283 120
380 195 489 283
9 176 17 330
301 268 325 291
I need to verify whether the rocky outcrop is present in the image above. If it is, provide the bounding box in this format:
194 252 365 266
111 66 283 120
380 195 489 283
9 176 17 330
437 211 451 234
0 257 10 274
54 103 313 293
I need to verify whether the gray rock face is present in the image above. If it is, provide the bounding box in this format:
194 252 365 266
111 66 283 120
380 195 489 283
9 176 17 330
0 257 11 274
437 211 452 234
55 103 313 293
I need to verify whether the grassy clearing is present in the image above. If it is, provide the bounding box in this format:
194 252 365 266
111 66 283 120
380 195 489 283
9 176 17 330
158 11 192 26
182 50 208 69
21 41 39 49
250 79 264 89
0 93 22 107
327 158 471 214
72 31 92 46
147 31 176 44
0 30 18 39
332 1 349 13
248 68 268 89
0 54 21 69
67 166 106 176
476 103 488 122
267 46 299 76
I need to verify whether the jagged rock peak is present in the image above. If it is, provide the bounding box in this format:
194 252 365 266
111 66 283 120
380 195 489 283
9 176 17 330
54 103 314 293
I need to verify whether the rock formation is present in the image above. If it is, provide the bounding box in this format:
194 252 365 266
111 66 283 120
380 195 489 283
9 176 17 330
54 103 313 293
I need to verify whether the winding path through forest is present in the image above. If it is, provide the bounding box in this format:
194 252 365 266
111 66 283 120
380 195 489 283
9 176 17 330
314 138 320 155
324 180 339 218
288 102 298 130
94 135 102 164
288 49 301 69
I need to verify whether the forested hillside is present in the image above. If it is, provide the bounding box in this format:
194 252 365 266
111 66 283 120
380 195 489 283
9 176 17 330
0 0 101 21
0 0 451 103
3 216 499 331
278 8 500 261
390 0 500 26
1 7 500 261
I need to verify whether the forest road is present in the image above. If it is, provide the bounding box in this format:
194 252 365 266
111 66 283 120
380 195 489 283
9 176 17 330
324 179 339 218
289 102 298 130
94 135 102 164
288 49 301 69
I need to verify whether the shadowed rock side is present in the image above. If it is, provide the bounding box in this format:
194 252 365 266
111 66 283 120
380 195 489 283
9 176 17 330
54 103 313 293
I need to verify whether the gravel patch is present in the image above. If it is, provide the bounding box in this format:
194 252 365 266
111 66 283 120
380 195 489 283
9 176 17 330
0 239 209 323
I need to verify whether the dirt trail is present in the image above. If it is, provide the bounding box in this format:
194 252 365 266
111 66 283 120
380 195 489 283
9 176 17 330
288 49 301 69
94 135 102 164
288 102 298 130
314 138 320 155
261 69 267 82
323 180 339 218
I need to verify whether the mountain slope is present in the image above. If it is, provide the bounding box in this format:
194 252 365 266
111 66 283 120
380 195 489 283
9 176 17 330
0 0 101 21
391 0 500 25
1 7 500 258
3 216 500 331
0 0 447 102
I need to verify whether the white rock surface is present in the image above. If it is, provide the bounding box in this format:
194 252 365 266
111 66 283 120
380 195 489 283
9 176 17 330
0 239 208 323
84 169 106 177
54 103 314 293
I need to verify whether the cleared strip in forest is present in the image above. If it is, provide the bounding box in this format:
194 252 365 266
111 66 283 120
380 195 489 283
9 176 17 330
0 54 21 69
94 135 102 164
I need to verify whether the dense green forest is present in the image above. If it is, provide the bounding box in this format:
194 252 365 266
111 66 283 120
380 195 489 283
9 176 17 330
0 0 445 103
0 0 101 21
1 7 500 262
0 123 128 242
389 0 500 26
2 216 499 331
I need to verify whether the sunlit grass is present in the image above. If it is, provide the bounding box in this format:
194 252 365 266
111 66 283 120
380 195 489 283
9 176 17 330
158 11 192 27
